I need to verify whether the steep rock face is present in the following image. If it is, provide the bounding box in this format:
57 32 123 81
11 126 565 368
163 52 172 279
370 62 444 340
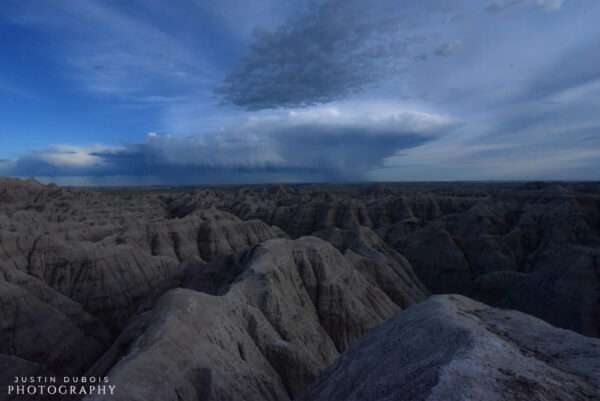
88 237 409 401
497 245 600 337
400 224 473 294
302 295 600 401
0 178 48 207
26 237 182 328
86 289 291 401
224 237 400 353
164 186 477 239
314 226 428 308
0 182 285 329
164 183 600 337
123 209 287 263
0 179 287 381
0 264 110 378
398 190 600 336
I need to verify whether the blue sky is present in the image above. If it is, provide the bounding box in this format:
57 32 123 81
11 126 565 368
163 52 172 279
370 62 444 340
1 0 599 185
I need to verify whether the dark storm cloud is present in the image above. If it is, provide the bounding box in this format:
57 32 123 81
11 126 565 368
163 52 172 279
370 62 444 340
8 144 333 185
217 0 459 110
5 105 457 184
5 0 593 183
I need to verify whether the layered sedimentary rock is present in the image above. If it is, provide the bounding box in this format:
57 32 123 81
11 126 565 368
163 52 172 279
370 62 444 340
0 179 286 385
313 226 428 307
86 293 600 401
0 271 109 376
86 236 425 401
162 182 600 337
2 178 600 401
302 295 600 401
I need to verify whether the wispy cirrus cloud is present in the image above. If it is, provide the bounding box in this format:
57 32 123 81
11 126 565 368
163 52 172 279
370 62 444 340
5 0 217 104
0 79 38 100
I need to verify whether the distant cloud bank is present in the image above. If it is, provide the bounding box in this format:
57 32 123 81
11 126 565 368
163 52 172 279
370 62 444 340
3 0 599 184
4 102 457 185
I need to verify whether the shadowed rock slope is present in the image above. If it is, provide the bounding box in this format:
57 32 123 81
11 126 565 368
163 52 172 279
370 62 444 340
85 236 425 401
302 295 600 401
2 178 600 401
0 179 286 384
164 182 600 337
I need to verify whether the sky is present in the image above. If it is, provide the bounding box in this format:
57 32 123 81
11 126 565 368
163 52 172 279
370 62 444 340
1 0 599 185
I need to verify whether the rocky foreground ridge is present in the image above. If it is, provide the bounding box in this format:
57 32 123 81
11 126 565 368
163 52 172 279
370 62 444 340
303 295 600 401
0 178 599 400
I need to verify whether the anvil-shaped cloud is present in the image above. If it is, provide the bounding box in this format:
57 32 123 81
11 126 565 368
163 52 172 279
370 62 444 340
2 0 599 184
5 102 457 185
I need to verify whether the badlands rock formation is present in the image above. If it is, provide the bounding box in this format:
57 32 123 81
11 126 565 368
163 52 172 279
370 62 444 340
86 237 409 401
0 178 287 385
303 295 600 401
1 178 599 400
167 182 600 337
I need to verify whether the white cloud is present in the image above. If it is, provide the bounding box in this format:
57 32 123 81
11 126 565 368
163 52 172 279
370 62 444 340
31 145 116 168
244 101 457 134
145 101 457 170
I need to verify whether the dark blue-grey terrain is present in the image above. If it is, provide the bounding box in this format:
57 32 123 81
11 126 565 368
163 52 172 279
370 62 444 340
1 178 599 401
